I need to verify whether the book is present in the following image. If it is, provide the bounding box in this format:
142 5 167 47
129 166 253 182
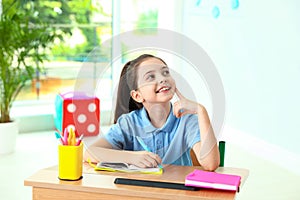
185 169 241 191
94 162 163 174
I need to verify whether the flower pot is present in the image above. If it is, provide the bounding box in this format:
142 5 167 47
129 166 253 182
0 120 18 154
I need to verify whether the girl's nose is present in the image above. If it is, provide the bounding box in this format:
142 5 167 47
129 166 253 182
157 74 167 84
159 79 167 84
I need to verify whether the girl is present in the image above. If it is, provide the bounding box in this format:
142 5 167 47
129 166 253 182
85 54 220 171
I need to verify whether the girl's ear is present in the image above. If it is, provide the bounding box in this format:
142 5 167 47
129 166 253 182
130 90 144 103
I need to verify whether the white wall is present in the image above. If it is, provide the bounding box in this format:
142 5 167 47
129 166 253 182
180 0 300 155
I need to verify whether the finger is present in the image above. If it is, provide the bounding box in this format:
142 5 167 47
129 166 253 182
144 159 155 168
174 89 185 113
175 88 184 99
140 153 157 168
177 110 189 118
139 157 154 168
133 151 153 168
173 102 184 118
171 91 179 104
172 103 180 118
154 154 162 166
148 153 162 167
136 162 147 168
173 107 181 118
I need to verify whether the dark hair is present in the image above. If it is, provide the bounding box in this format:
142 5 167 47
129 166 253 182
113 54 167 123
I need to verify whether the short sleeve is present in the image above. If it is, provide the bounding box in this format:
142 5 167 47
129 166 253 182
104 114 134 150
184 114 201 148
104 123 125 149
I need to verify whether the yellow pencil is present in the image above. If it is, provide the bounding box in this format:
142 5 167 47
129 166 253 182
71 128 76 146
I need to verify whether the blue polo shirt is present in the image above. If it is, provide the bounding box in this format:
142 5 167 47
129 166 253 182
104 105 201 166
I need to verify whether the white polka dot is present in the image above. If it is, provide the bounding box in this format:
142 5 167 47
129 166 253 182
67 124 76 132
67 103 76 113
87 124 96 133
88 103 96 112
77 114 87 123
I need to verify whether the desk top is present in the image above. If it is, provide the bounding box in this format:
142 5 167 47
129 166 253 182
24 163 249 200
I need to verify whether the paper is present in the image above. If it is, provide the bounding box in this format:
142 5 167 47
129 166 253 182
95 162 163 174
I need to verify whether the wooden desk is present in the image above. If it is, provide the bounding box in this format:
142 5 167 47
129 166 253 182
24 163 249 200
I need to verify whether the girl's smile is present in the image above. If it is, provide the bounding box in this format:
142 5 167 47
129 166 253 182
156 86 171 93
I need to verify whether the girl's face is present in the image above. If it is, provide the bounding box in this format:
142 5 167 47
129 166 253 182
132 58 176 104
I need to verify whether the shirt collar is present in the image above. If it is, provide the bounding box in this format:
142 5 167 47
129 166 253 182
140 103 176 133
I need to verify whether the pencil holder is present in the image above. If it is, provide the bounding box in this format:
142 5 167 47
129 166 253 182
58 143 83 181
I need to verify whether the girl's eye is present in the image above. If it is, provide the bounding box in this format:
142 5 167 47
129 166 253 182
146 74 155 81
162 70 170 76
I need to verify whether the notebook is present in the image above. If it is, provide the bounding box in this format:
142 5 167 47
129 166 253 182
94 162 163 174
185 169 241 191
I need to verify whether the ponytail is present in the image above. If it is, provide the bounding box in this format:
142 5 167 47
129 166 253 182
113 61 142 123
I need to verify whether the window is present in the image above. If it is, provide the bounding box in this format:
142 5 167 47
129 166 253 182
14 0 161 124
16 0 160 100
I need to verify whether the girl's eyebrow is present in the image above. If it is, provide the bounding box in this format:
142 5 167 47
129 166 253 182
142 65 169 78
143 70 155 78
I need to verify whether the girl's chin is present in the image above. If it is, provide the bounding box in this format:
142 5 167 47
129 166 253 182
152 93 172 101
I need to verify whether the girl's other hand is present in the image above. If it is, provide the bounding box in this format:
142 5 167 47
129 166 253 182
172 88 199 118
128 151 162 168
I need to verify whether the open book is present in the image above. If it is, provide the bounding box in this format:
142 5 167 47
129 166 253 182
94 162 163 174
185 169 241 191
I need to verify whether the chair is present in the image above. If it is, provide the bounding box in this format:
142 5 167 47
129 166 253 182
190 141 225 167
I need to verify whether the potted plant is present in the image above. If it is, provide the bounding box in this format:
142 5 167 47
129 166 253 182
0 12 56 154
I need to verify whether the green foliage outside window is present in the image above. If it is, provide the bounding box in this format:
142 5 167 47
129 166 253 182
135 10 158 35
3 0 110 61
3 0 159 61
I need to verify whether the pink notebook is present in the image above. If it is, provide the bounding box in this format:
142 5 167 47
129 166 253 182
185 169 241 191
